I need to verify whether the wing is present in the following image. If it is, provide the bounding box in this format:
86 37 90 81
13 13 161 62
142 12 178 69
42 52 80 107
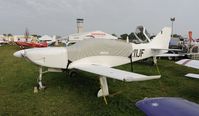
136 97 199 116
176 59 199 69
73 64 160 82
185 73 199 79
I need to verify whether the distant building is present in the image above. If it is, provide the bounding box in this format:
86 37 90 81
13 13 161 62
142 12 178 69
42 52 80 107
13 35 37 42
0 35 37 42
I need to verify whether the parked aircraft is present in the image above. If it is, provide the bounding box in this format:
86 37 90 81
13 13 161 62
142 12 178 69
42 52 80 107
176 59 199 78
136 97 199 116
14 27 171 103
15 41 48 48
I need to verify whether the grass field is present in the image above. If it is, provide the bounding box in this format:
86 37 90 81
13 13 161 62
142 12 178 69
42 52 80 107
0 45 199 116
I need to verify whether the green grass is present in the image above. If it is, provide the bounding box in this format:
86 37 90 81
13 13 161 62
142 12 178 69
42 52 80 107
0 45 199 116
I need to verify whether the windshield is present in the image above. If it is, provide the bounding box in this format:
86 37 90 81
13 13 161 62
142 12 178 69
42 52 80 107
134 26 151 43
144 29 151 39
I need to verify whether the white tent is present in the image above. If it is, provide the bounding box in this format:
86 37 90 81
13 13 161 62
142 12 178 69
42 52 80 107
38 35 54 41
38 35 56 45
68 31 118 43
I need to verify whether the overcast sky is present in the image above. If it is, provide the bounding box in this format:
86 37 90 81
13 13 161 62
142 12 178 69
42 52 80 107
0 0 198 38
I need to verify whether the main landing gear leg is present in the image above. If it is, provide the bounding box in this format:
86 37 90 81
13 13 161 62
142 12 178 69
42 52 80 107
97 76 109 104
38 66 46 90
153 56 157 65
153 56 161 75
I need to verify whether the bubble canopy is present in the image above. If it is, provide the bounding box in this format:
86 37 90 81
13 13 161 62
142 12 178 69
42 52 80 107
134 26 151 43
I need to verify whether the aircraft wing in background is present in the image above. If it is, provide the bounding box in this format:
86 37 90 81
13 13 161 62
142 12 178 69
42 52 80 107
176 59 199 79
176 59 199 69
136 97 199 116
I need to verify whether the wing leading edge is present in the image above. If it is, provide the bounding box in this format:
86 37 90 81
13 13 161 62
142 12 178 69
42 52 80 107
74 64 160 82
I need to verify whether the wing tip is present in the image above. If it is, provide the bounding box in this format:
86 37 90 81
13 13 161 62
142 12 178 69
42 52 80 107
125 75 161 82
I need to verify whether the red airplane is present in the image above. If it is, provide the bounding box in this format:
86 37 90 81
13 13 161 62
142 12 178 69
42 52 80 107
15 41 48 48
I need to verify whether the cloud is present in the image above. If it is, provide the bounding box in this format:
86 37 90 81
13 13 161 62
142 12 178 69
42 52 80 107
0 0 199 37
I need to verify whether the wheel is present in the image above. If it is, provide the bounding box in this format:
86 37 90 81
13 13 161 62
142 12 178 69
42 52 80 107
36 82 46 90
69 70 78 78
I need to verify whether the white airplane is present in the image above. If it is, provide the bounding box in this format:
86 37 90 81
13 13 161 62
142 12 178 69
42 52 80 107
176 59 199 78
14 27 171 102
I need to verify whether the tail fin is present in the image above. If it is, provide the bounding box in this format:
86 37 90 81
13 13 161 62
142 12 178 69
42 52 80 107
150 27 171 50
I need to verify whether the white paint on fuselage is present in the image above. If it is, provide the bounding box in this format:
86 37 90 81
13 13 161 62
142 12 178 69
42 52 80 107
24 47 68 68
131 43 153 62
68 56 130 69
22 43 162 69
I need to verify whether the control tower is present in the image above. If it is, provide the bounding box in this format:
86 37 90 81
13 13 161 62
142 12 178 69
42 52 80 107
76 18 84 33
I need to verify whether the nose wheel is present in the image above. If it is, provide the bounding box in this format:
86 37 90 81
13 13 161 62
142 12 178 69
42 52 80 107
38 66 47 89
34 66 47 93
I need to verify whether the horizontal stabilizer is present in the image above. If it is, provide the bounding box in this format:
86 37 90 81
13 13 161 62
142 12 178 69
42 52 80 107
152 48 182 51
156 53 184 57
74 64 160 82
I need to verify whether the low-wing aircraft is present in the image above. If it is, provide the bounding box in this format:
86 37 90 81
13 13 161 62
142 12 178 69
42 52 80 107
176 59 199 78
14 27 171 102
136 97 199 116
15 41 48 48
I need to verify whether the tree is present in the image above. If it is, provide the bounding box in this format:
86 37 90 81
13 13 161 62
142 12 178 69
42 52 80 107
172 34 180 38
120 34 128 40
7 33 13 37
128 32 136 41
112 33 117 37
37 35 41 38
31 34 38 37
3 34 7 37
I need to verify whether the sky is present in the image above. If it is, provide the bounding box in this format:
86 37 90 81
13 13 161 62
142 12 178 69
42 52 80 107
0 0 198 38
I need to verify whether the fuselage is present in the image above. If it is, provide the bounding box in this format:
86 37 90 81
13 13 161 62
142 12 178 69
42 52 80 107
14 39 159 69
15 42 48 48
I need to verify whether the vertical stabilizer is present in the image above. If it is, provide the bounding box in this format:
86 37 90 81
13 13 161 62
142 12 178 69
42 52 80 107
150 27 171 50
